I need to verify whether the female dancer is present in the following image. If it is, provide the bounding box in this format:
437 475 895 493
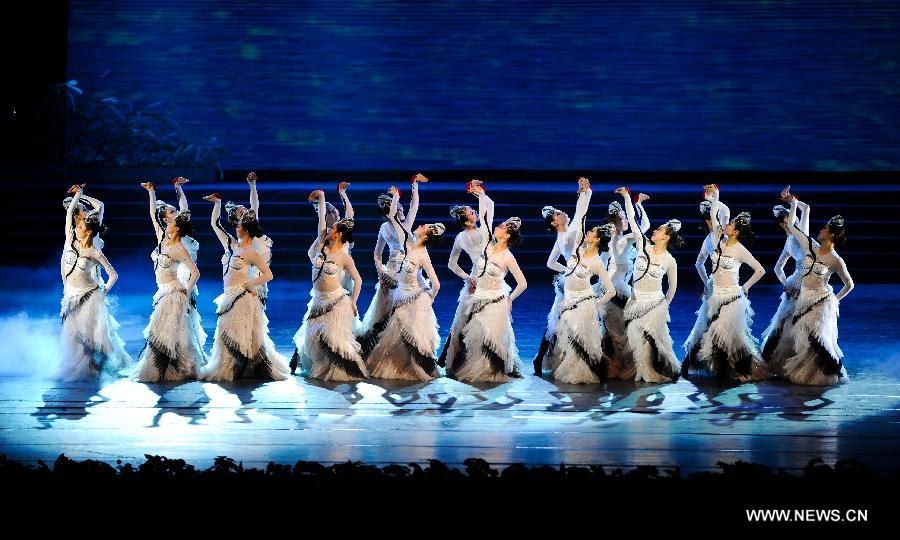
446 184 528 383
682 185 768 382
439 179 494 368
760 187 810 363
133 182 205 382
695 194 731 299
615 187 681 383
201 194 290 381
545 180 617 384
603 191 651 378
532 177 593 374
771 191 853 385
162 178 206 353
365 186 444 380
58 185 132 381
293 190 368 382
358 174 426 357
225 172 274 305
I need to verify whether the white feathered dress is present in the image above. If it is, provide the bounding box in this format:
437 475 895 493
546 252 615 384
133 242 207 382
57 194 132 381
682 239 769 382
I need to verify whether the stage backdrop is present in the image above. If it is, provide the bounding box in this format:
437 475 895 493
67 0 900 171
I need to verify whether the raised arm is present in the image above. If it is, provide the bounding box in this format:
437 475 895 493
403 179 420 228
619 188 644 253
571 184 592 229
707 185 723 245
421 251 441 299
737 244 766 294
506 253 528 302
208 197 232 251
635 198 650 234
314 190 327 238
92 249 118 293
80 192 105 224
247 172 260 216
717 201 731 232
448 234 469 281
64 188 82 240
472 182 494 245
387 189 413 249
174 181 189 213
143 184 163 239
833 256 854 301
797 198 810 236
338 182 354 219
788 196 816 255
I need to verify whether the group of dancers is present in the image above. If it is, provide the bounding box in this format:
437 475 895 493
57 173 854 387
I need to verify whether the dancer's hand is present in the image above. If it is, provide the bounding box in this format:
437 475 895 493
577 176 590 192
636 192 650 203
202 193 220 202
780 185 792 202
467 276 477 293
308 189 324 202
614 186 628 196
337 181 350 192
703 184 719 199
412 173 428 183
388 185 400 196
246 171 257 184
173 176 189 186
352 302 359 317
742 286 748 297
506 297 513 312
140 182 155 192
68 183 85 194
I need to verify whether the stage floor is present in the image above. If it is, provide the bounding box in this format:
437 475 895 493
1 279 898 472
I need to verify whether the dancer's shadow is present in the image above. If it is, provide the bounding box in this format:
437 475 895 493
31 379 111 429
143 380 210 427
301 377 367 406
366 378 434 416
683 377 832 426
541 378 671 419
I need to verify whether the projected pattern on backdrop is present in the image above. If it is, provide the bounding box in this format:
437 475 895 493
68 0 900 170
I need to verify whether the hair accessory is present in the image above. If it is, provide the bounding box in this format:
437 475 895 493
542 205 561 219
665 219 682 233
503 217 522 231
449 205 469 219
772 205 789 217
733 212 752 226
608 201 624 215
598 222 617 237
335 216 355 230
376 193 393 209
428 223 446 236
828 215 845 228
699 200 712 214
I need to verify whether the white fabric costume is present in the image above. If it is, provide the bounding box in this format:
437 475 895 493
201 200 290 381
57 190 132 381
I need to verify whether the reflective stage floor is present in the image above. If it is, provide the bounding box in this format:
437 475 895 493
1 279 898 472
